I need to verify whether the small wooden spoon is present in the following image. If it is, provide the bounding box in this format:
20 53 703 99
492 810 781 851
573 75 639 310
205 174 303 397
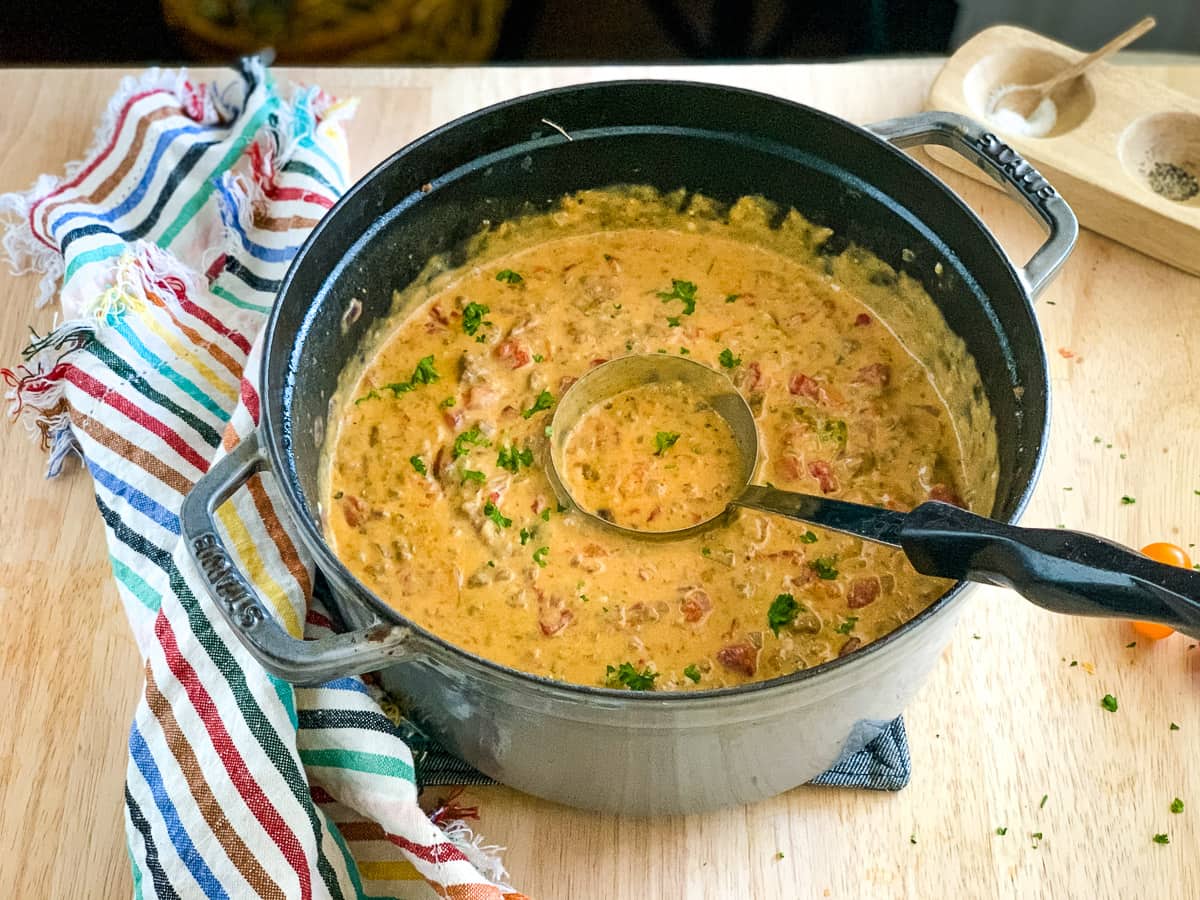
992 16 1156 118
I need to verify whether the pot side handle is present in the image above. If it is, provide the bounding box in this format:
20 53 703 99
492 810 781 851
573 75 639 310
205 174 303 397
865 111 1078 299
180 431 415 685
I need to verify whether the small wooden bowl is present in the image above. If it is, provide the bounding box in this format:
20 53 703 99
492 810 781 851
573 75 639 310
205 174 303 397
926 25 1200 276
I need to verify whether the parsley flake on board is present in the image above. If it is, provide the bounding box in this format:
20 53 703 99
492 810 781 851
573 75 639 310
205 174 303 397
718 348 742 369
1040 794 1048 809
452 426 491 459
409 455 427 475
1153 833 1170 845
461 302 491 336
810 556 839 580
1171 798 1184 814
1101 693 1119 712
658 279 698 315
496 444 534 473
767 593 801 636
1170 722 1181 731
1121 495 1137 505
533 545 550 567
605 662 658 691
683 664 702 684
654 431 681 456
995 827 1007 836
522 390 555 419
495 269 523 284
483 501 512 529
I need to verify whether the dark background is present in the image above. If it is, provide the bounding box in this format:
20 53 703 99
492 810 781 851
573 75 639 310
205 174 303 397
0 0 961 64
1 0 1191 65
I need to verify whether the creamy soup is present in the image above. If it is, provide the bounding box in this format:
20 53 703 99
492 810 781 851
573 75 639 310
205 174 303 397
323 189 996 691
560 380 744 532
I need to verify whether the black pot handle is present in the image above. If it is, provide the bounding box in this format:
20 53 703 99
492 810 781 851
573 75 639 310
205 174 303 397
866 111 1078 299
180 431 416 685
900 502 1200 638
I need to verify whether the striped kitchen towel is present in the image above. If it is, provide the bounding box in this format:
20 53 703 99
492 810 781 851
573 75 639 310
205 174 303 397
1 60 524 899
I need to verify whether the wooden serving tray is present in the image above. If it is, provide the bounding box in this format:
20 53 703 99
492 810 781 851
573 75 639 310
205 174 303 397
926 25 1200 276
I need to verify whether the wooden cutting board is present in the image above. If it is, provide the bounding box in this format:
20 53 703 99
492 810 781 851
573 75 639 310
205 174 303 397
2 61 1200 900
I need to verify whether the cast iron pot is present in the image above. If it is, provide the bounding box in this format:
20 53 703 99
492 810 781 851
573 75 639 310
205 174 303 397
180 82 1077 815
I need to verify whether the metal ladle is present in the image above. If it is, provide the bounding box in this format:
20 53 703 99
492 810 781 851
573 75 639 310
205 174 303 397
546 355 1200 635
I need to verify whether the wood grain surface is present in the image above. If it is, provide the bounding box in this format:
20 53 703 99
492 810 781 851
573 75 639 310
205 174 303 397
1 60 1198 899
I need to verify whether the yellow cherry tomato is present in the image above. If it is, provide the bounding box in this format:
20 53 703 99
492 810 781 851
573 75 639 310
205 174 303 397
1130 542 1192 640
1141 541 1193 569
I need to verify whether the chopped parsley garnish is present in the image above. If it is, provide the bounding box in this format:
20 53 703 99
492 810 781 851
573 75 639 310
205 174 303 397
835 616 858 635
819 418 848 447
810 556 839 580
533 545 549 567
1101 693 1119 712
1171 798 1184 814
409 455 427 475
460 469 485 485
654 431 681 456
452 426 490 459
718 348 742 369
701 547 712 557
483 501 512 529
678 347 690 355
666 316 681 328
533 353 545 363
658 279 698 316
439 396 456 408
1153 833 1170 845
799 530 818 544
1121 496 1136 505
605 662 658 691
461 302 491 336
725 293 739 303
497 444 534 472
521 390 555 419
767 593 801 636
519 527 532 546
495 269 523 284
541 508 551 522
409 355 439 385
683 664 701 684
995 827 1007 836
356 355 441 403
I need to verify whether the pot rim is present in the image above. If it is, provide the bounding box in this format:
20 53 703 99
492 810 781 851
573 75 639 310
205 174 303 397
262 78 1051 701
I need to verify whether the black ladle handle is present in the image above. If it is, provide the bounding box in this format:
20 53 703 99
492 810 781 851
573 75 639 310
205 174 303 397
902 502 1200 637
